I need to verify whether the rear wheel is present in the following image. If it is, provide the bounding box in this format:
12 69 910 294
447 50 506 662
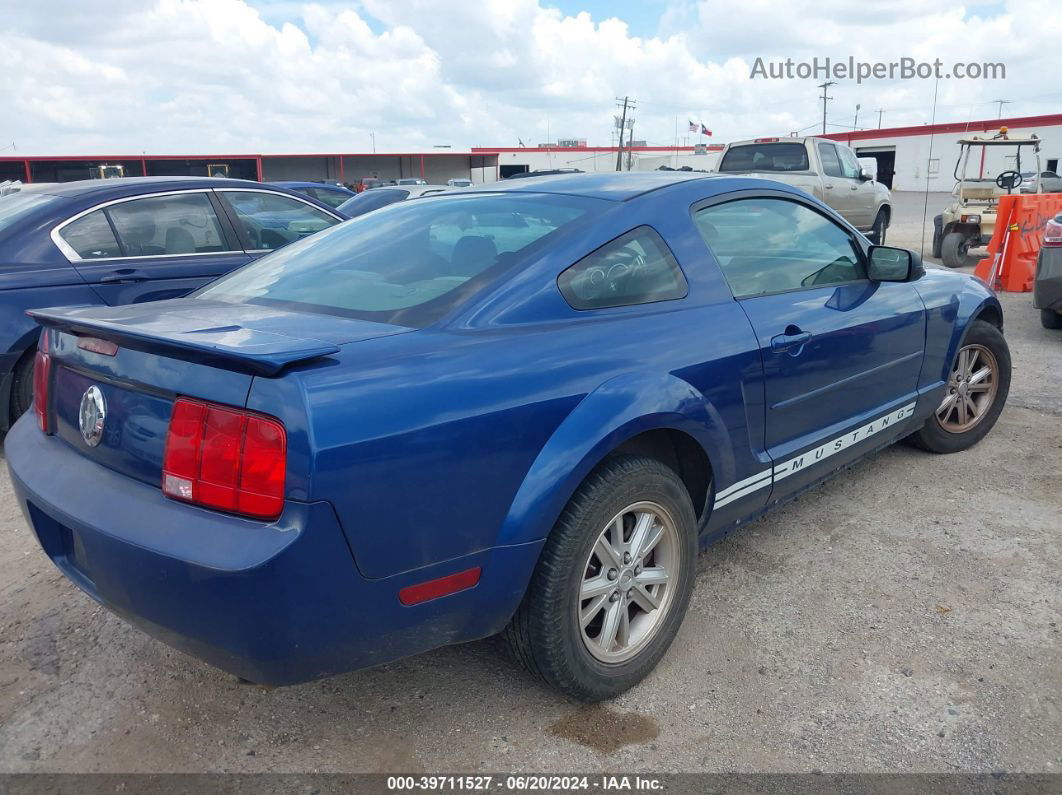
9 351 35 424
909 320 1010 454
1041 308 1062 330
941 231 975 269
503 455 697 702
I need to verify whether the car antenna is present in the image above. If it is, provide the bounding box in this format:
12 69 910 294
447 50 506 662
920 77 940 259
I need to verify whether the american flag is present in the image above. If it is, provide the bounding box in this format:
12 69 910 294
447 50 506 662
688 120 697 132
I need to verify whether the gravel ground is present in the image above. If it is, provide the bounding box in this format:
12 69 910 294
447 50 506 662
0 194 1059 774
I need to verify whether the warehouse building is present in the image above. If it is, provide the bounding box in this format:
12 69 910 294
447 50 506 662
3 113 1057 190
822 112 1062 191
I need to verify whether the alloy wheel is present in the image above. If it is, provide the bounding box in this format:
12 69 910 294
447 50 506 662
577 501 679 664
936 343 998 433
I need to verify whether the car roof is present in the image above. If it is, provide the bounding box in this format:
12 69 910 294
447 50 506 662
464 171 719 201
270 181 350 191
29 176 276 200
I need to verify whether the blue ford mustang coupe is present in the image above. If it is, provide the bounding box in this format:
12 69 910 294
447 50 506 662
5 172 1010 701
0 177 344 429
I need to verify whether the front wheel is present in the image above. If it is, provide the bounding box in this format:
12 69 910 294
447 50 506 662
909 320 1010 454
503 455 697 702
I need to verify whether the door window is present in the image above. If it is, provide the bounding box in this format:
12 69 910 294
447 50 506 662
817 143 845 179
107 192 232 256
558 227 687 310
57 210 123 259
836 146 862 179
695 198 866 297
220 191 339 251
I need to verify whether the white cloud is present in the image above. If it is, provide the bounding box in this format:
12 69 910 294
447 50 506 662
1 0 1059 155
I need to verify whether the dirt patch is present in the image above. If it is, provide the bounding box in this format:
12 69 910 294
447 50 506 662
549 704 659 753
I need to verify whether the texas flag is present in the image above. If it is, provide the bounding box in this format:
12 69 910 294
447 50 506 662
701 124 712 136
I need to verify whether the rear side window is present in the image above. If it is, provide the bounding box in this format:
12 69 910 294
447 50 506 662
817 143 845 178
58 210 123 259
220 191 339 251
718 143 810 173
107 192 232 256
557 227 687 310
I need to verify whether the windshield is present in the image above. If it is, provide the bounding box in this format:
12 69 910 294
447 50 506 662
0 192 60 235
198 192 601 327
718 143 810 173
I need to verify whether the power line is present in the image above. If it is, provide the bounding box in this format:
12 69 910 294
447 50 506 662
993 98 1012 118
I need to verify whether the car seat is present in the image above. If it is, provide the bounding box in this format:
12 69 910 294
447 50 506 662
448 236 498 277
164 227 197 254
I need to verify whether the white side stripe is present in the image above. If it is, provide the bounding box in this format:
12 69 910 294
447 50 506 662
712 403 917 510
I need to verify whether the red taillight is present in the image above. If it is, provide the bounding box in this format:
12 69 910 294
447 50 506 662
754 137 780 143
32 348 52 434
1044 216 1062 247
162 397 286 520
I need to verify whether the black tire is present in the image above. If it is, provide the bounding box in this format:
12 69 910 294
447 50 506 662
931 215 943 259
941 231 974 269
1041 308 1062 330
503 455 697 702
909 320 1010 454
9 350 35 424
869 208 888 245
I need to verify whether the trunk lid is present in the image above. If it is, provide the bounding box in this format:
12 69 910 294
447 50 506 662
33 298 411 488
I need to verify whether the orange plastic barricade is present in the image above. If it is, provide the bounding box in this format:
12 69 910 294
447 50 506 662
974 193 1062 292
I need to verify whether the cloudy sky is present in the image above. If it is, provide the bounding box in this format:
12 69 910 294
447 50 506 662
3 0 1060 155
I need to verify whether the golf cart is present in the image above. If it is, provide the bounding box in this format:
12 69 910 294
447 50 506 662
933 129 1044 268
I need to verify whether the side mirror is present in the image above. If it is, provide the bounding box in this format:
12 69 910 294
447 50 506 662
868 245 924 282
858 167 873 181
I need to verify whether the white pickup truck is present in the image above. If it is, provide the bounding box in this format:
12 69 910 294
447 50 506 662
714 137 892 243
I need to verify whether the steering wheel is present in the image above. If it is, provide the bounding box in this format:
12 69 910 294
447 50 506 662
995 170 1023 192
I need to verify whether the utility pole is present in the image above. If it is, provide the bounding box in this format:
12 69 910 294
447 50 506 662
615 96 635 171
817 81 836 135
853 103 861 129
994 99 1011 118
875 109 884 129
626 120 635 171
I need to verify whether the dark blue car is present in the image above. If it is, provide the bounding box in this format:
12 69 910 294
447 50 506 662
6 173 1010 701
0 177 344 427
268 181 357 210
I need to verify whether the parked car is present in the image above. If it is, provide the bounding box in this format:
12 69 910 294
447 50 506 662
352 177 395 193
447 178 474 188
268 181 357 209
1020 170 1062 194
7 172 1009 702
397 178 428 186
715 137 891 243
335 184 449 218
1034 211 1062 329
504 168 584 180
0 177 344 428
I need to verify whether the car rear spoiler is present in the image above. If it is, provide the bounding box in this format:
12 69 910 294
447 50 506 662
29 306 340 377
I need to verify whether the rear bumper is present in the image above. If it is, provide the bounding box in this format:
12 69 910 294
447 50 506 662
4 416 542 685
1033 248 1062 310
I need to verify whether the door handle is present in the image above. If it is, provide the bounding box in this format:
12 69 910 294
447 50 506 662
100 268 147 284
850 184 859 190
824 183 834 190
770 328 812 354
